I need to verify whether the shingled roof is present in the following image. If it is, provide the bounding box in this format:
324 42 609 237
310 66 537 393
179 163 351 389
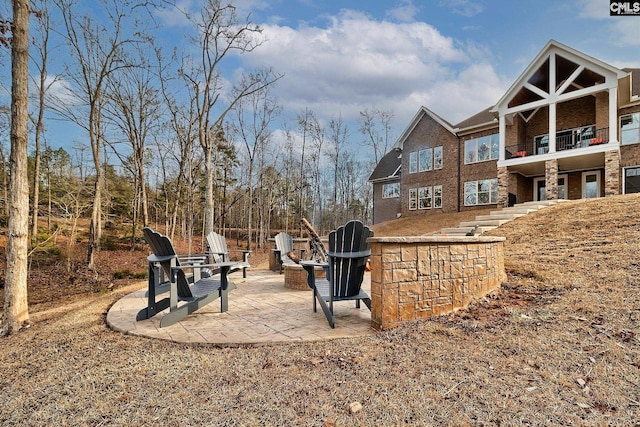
368 148 401 182
454 107 497 131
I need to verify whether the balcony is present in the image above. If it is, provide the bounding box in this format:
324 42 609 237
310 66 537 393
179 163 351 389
505 127 609 160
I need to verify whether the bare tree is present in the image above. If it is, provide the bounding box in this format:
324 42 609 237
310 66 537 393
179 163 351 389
0 105 9 216
2 0 30 335
29 0 58 243
52 0 148 267
358 108 394 164
308 114 326 227
104 44 161 235
179 0 281 237
327 113 349 228
232 82 280 250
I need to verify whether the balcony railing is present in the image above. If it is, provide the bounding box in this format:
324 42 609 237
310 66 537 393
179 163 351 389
504 127 609 160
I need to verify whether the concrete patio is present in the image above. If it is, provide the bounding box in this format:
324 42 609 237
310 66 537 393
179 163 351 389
106 269 375 345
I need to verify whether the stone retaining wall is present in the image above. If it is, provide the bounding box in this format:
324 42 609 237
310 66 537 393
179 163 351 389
368 236 506 330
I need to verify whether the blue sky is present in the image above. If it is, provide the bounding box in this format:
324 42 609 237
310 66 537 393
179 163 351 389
1 0 640 158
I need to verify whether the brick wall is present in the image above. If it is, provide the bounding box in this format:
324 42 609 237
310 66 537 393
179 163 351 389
401 113 460 216
368 236 506 330
372 180 401 224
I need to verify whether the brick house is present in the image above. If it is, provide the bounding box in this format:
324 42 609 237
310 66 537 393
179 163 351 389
369 40 640 224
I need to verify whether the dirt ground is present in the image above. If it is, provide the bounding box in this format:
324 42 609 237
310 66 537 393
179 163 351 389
0 195 639 426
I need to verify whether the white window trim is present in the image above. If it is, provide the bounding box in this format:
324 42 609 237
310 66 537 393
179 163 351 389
418 186 432 209
433 185 443 208
409 188 417 210
434 146 443 170
408 152 417 174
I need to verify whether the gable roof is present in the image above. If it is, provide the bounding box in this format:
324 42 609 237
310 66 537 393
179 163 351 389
368 148 401 182
392 106 456 151
491 39 627 114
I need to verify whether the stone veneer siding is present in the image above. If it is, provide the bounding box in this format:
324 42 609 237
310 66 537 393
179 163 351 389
545 159 559 200
497 166 509 207
604 150 621 196
368 236 506 330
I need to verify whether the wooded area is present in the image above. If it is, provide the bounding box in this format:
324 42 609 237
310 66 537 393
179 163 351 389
0 0 395 254
0 0 395 334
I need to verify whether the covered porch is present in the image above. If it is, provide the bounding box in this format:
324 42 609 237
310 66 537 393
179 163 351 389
498 148 620 205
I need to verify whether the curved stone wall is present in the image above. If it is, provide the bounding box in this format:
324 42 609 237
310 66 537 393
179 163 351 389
368 235 507 330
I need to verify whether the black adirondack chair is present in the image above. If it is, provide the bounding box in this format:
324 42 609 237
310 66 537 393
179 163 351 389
206 231 251 278
300 220 373 328
137 227 237 328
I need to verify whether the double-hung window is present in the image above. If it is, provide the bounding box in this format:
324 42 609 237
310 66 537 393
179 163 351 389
409 188 417 210
418 187 432 209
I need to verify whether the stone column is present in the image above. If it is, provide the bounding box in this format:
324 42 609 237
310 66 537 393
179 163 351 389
497 166 510 207
605 150 621 196
545 159 558 200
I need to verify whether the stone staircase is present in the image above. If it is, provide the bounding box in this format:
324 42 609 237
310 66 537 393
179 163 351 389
439 200 569 236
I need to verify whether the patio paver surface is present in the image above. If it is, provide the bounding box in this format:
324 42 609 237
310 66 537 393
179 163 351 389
106 269 375 345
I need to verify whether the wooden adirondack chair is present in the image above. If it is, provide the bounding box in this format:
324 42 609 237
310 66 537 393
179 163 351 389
300 220 373 328
274 232 304 274
206 231 251 278
137 227 237 328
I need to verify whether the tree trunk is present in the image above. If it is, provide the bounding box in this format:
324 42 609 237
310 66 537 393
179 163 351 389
2 0 30 335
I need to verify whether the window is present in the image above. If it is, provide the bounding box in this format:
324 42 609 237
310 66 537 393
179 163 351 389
464 179 498 206
434 146 443 169
382 183 400 198
409 152 417 173
433 185 442 208
418 187 432 209
418 148 433 172
464 134 499 164
409 188 417 210
624 166 640 193
621 112 640 145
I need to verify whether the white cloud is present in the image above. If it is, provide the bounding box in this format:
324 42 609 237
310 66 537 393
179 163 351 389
154 0 194 27
576 0 640 46
44 75 83 108
440 0 484 17
153 2 510 144
386 0 420 23
241 9 493 132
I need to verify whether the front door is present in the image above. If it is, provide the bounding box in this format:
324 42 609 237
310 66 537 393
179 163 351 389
534 177 546 201
582 171 601 198
558 174 568 199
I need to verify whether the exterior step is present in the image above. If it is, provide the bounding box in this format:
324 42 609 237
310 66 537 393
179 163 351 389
491 207 537 215
474 213 523 221
459 219 510 227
